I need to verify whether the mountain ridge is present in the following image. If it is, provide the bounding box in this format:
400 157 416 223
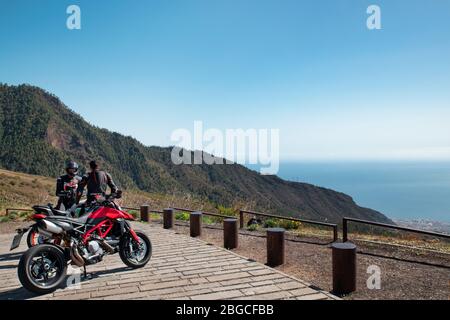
0 83 392 224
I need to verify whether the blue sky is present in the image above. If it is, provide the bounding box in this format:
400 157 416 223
1 0 449 161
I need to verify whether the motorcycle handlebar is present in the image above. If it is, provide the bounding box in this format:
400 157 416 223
95 190 122 203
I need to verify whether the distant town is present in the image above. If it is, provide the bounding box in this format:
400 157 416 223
394 219 450 234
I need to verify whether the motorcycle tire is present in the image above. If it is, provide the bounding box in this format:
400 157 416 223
119 231 152 268
18 244 68 294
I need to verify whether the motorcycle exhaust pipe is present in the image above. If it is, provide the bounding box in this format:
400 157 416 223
70 241 85 267
99 239 115 253
38 220 64 234
37 228 54 239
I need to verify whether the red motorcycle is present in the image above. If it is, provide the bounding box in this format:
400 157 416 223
12 192 152 294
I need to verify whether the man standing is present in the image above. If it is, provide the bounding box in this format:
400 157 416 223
56 160 81 210
77 160 118 204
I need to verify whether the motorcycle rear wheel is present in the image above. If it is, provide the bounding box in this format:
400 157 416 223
18 244 67 294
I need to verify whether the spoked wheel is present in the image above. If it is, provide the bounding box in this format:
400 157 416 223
18 244 68 294
119 231 152 268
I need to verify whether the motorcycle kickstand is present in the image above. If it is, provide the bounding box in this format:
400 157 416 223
82 265 92 280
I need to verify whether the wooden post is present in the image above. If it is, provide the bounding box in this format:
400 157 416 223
140 205 149 222
239 210 244 229
343 218 348 242
190 211 202 237
332 242 357 295
266 228 285 267
333 226 339 242
223 218 238 249
163 208 174 229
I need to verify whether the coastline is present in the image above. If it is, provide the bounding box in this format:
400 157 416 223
393 218 450 234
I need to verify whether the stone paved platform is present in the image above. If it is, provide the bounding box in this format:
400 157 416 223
0 222 337 300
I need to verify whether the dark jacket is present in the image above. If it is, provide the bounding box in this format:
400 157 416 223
55 174 81 210
77 170 118 203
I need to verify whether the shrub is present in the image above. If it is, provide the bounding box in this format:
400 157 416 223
2 212 18 222
175 212 190 221
279 219 301 230
150 213 161 220
247 223 259 232
18 211 31 218
0 216 11 223
264 218 279 228
217 205 238 217
127 210 139 219
202 216 215 224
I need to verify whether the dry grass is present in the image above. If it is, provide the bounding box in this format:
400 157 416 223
346 231 450 254
0 169 56 213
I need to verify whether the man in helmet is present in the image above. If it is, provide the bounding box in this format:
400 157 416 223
55 160 82 211
77 160 118 205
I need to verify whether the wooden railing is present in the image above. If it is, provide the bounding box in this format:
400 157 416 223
6 206 450 246
343 217 450 242
172 207 234 219
121 206 163 214
4 208 33 215
240 209 339 242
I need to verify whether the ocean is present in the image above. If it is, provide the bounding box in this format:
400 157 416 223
248 161 450 223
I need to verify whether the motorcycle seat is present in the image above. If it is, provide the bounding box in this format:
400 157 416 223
47 214 90 225
33 205 71 217
51 209 70 216
32 205 52 215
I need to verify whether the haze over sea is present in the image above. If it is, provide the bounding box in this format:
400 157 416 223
249 161 450 223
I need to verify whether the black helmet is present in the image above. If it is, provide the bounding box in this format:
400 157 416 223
66 160 79 171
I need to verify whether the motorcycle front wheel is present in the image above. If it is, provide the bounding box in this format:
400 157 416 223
119 231 152 268
18 244 68 294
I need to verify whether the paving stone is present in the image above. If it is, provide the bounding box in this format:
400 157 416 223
249 280 275 287
241 284 282 295
296 293 329 300
289 287 318 296
53 292 91 300
206 272 251 282
248 269 274 276
190 289 244 300
276 281 306 290
211 283 253 292
139 279 190 291
91 286 139 298
233 291 293 300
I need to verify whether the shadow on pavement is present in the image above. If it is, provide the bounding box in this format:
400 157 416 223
0 263 134 300
0 264 17 270
0 251 24 262
0 287 39 300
